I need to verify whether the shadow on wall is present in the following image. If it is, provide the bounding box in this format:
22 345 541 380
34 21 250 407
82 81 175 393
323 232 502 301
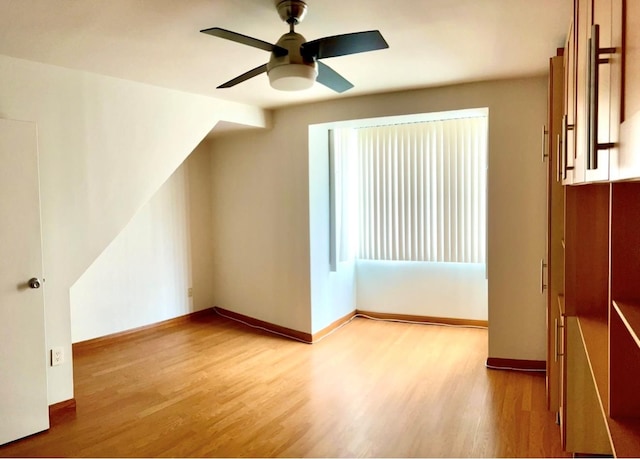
69 141 216 343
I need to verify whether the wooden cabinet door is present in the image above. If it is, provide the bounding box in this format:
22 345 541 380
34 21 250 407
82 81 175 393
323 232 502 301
585 0 620 182
563 20 577 185
614 0 640 180
622 0 640 119
547 54 565 416
572 0 590 183
558 305 566 448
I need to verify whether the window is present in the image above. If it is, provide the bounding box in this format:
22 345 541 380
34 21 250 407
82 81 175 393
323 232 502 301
331 114 488 265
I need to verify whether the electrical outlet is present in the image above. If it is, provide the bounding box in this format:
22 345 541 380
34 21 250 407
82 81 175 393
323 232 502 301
188 287 193 298
51 346 64 366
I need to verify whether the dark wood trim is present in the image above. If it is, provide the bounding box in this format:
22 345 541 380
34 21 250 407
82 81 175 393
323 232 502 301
486 357 547 371
213 307 313 343
73 308 216 353
312 310 356 342
49 399 76 426
356 310 489 328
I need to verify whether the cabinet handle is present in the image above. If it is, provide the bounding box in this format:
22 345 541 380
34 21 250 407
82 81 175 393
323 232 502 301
587 24 616 170
554 318 558 362
555 318 564 362
557 133 562 183
542 125 549 162
540 259 547 294
562 114 574 180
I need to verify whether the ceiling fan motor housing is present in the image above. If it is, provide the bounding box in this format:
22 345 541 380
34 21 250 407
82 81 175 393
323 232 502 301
276 0 308 25
268 31 318 90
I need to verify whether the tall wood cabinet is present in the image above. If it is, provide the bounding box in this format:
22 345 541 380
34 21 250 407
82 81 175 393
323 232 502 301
546 50 564 418
547 0 640 457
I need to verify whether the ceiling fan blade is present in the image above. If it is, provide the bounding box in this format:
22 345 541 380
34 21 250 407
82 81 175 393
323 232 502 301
218 63 268 88
316 62 353 93
201 27 288 56
301 30 388 60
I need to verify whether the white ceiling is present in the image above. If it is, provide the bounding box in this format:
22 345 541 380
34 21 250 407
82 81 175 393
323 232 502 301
0 0 572 109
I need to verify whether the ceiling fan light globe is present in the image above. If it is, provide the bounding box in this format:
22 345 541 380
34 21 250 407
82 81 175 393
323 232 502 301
268 64 317 91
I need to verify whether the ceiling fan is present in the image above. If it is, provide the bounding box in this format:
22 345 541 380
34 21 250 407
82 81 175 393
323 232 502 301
200 0 389 93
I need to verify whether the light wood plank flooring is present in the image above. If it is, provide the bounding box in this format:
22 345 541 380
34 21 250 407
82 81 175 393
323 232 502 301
0 311 569 457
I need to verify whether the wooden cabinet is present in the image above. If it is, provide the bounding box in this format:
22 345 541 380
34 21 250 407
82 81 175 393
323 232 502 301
561 0 624 183
547 2 640 449
546 51 565 417
613 0 640 179
608 183 640 458
549 181 640 457
557 296 565 443
563 183 611 455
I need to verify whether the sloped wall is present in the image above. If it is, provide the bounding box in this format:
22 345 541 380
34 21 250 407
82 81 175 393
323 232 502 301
0 54 268 404
70 142 215 343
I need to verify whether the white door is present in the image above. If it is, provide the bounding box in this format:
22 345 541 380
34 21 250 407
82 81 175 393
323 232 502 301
0 119 49 445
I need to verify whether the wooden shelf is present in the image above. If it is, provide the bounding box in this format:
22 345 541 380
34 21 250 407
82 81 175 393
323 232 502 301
608 417 640 458
577 315 609 414
577 313 640 458
609 300 640 439
612 301 640 349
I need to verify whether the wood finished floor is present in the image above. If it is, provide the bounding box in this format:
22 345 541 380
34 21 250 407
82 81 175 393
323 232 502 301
0 311 569 457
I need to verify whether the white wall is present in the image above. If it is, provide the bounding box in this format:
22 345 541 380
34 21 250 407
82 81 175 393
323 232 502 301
186 142 217 312
209 129 313 332
70 142 215 342
209 76 547 360
355 261 487 320
0 54 268 404
308 126 357 332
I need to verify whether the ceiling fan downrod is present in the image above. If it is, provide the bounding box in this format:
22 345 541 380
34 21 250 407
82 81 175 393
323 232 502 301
276 0 308 26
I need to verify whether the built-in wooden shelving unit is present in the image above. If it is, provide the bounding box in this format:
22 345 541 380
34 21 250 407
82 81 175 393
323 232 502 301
558 182 640 457
547 1 640 454
577 316 608 413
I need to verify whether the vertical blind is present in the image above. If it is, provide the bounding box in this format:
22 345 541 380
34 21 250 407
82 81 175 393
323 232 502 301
356 116 487 263
329 128 359 270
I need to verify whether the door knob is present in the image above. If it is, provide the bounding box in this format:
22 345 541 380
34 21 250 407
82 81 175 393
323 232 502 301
28 277 42 289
